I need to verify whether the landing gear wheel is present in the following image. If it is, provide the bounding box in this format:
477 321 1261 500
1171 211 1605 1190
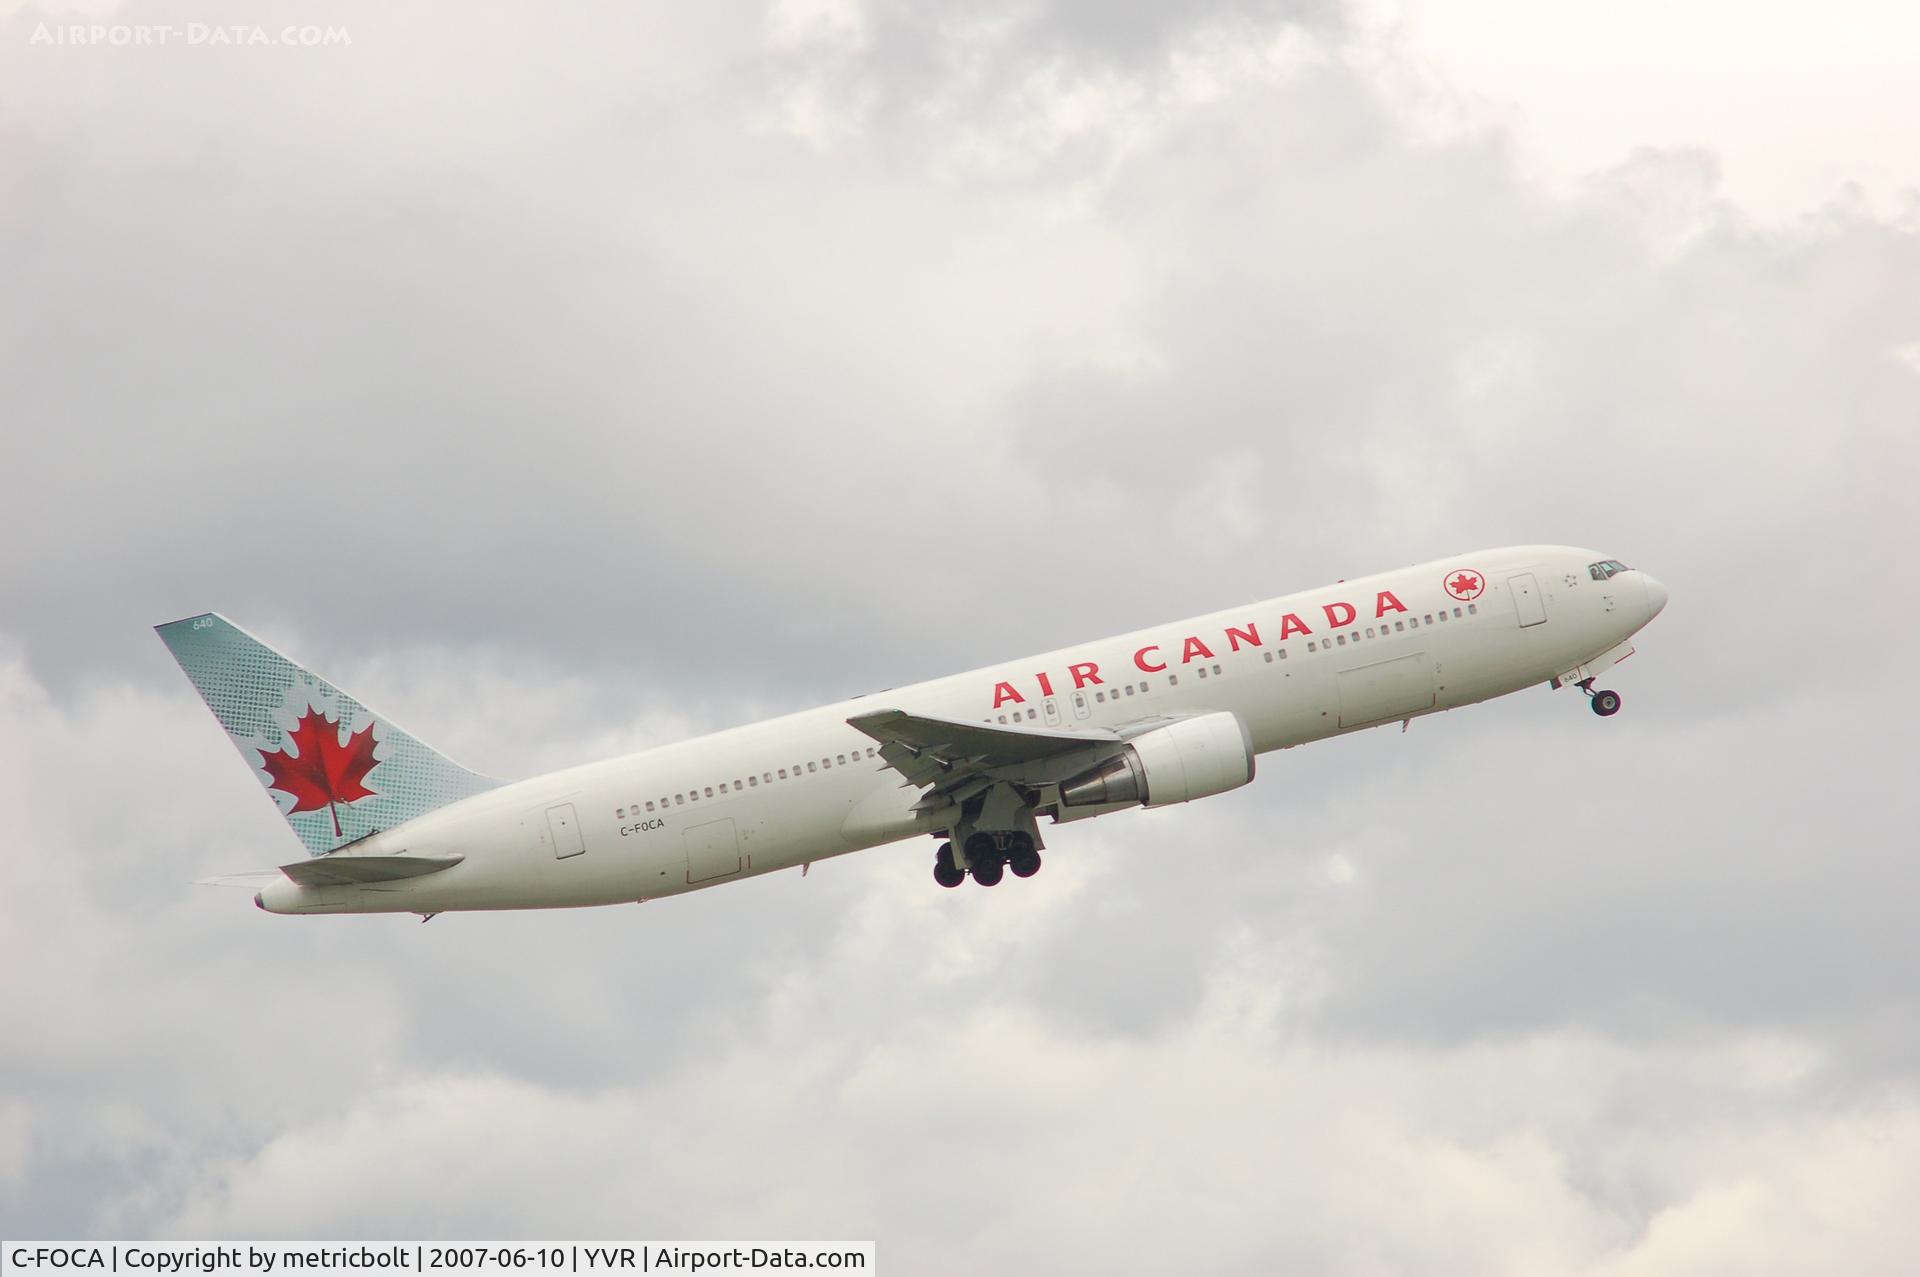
972 858 1005 886
1006 831 1041 878
933 842 966 889
1591 689 1622 717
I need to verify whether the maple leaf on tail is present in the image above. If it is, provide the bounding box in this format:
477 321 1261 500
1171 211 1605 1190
258 707 381 839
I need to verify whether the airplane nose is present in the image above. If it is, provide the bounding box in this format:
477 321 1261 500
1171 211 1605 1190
1640 572 1669 620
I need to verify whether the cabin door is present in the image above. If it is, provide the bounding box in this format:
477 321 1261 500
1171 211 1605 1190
1336 654 1436 728
546 803 585 859
684 818 743 884
1508 572 1548 628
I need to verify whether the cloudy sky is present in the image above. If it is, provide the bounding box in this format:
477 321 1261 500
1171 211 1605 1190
3 0 1918 1270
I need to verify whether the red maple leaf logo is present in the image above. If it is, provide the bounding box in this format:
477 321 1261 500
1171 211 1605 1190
1446 571 1483 600
258 707 380 838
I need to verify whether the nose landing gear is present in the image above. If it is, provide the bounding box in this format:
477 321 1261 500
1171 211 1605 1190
1577 678 1623 717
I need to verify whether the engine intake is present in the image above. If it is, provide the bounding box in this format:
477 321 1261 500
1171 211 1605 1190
1059 711 1255 808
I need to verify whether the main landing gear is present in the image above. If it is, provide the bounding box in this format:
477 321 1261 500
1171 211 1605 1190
933 842 967 889
1577 678 1623 717
933 831 1042 888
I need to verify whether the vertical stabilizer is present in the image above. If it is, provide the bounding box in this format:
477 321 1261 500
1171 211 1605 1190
155 614 499 855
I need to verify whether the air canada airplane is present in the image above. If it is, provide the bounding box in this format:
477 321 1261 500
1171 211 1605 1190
159 546 1666 916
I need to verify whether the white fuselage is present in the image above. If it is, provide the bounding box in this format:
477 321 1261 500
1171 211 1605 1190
257 546 1666 914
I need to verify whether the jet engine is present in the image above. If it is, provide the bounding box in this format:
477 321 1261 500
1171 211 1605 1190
1058 711 1254 808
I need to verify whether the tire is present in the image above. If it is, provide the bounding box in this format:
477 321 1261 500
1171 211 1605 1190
972 858 1005 886
1009 850 1042 878
1591 689 1622 717
933 842 965 889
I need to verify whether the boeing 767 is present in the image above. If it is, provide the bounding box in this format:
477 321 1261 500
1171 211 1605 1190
158 546 1667 915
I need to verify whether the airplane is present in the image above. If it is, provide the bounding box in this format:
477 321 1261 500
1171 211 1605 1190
157 546 1667 916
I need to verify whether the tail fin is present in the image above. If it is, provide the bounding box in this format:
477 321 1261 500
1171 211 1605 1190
155 613 499 855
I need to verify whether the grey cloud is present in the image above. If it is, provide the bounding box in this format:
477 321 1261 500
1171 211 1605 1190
4 0 1919 1268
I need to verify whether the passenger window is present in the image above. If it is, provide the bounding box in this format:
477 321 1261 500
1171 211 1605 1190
675 794 684 805
1349 633 1358 644
718 782 728 794
1263 651 1273 663
807 761 817 773
1468 604 1477 615
1437 611 1447 623
778 768 788 779
1212 663 1221 675
647 801 656 812
747 778 757 789
1139 682 1148 693
1424 614 1434 625
1095 690 1106 702
1197 667 1208 678
1168 674 1178 685
836 754 846 766
821 758 831 769
1028 708 1037 720
867 747 877 758
704 786 713 798
1278 649 1288 660
1123 685 1134 696
616 807 625 819
1336 634 1346 646
1395 621 1404 632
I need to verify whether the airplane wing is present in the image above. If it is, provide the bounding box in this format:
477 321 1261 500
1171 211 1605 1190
847 708 1128 813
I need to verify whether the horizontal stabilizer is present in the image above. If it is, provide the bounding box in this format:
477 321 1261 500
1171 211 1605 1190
278 853 464 888
195 871 283 889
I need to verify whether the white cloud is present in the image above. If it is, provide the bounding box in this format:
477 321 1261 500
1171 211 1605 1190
1361 0 1920 221
143 1026 1920 1274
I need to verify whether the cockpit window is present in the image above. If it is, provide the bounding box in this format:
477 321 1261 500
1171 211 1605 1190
1587 559 1631 580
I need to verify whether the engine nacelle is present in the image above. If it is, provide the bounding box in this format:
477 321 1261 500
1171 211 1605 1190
1058 711 1255 808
